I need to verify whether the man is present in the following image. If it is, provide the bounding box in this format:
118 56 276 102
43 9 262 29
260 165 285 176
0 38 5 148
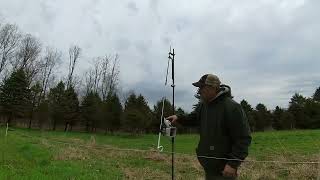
166 74 251 179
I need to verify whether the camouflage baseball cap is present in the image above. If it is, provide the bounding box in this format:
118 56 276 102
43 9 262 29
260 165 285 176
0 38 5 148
192 74 221 87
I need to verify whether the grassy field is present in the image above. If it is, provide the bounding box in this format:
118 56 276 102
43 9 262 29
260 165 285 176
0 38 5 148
0 127 319 180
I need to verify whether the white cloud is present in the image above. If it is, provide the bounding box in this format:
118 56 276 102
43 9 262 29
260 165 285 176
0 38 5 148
0 0 319 111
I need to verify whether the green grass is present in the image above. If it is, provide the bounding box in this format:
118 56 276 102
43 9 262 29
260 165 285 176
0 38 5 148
250 130 320 159
0 127 319 179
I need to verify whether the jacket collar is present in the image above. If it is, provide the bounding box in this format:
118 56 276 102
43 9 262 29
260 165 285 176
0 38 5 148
208 84 232 103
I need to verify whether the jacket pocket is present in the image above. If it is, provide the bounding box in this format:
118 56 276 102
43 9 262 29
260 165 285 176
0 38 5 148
196 148 226 174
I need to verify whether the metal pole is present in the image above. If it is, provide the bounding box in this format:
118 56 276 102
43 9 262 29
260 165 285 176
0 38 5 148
169 48 175 180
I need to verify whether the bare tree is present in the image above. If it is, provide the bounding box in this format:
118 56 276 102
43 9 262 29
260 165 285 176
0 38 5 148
108 54 120 95
0 23 20 74
83 54 120 100
13 34 41 83
93 59 102 94
100 55 110 100
84 58 102 95
100 54 120 100
72 75 82 94
38 47 61 103
84 69 94 95
26 46 59 129
67 45 81 88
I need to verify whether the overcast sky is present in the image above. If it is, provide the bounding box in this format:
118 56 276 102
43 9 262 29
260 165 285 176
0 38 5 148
1 0 319 112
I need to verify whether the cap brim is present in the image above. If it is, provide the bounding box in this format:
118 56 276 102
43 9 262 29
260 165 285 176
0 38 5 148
192 82 204 87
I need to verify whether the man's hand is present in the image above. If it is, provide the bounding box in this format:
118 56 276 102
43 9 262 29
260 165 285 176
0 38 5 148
222 164 238 177
165 115 178 124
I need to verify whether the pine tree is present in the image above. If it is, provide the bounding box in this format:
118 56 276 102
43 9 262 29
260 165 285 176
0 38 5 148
0 69 32 125
253 103 271 131
29 82 42 128
81 91 102 132
272 106 284 130
103 92 122 133
313 87 320 102
240 99 255 132
36 100 49 129
279 111 294 129
123 93 152 134
62 86 79 131
123 93 137 132
48 81 65 130
136 94 152 131
110 93 122 131
288 93 306 129
176 107 186 117
303 98 320 129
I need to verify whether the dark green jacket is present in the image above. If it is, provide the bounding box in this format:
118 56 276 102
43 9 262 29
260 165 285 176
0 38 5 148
178 85 251 175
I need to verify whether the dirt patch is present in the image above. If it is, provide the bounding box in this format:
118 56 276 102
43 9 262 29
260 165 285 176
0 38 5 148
87 135 96 147
54 145 89 161
143 152 203 179
122 167 169 180
144 151 169 162
40 138 53 148
239 155 320 179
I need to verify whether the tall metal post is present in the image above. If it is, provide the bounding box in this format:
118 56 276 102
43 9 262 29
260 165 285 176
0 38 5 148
168 48 175 180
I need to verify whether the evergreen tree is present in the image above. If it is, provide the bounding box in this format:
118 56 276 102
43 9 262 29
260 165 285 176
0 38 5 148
240 99 255 132
313 87 320 102
48 81 65 130
288 93 306 129
123 93 137 132
81 91 102 132
136 94 152 132
279 111 294 130
272 106 284 130
29 82 42 128
253 103 271 131
0 69 32 125
111 93 122 131
62 86 79 131
103 92 122 133
123 93 152 134
36 100 49 129
175 107 186 118
303 98 320 129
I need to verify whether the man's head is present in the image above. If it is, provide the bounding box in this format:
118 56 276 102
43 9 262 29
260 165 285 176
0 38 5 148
192 74 221 102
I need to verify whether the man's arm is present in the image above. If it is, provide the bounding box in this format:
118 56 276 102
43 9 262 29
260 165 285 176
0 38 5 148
176 109 199 126
166 104 201 126
225 103 252 169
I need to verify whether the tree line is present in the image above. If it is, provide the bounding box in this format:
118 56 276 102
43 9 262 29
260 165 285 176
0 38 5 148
240 88 320 131
0 21 319 134
0 20 186 134
0 65 184 134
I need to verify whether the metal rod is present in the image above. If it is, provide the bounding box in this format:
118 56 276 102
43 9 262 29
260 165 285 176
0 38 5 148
170 48 175 180
172 137 174 180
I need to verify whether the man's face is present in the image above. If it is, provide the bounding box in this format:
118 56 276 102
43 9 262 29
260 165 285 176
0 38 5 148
199 85 217 102
199 85 210 101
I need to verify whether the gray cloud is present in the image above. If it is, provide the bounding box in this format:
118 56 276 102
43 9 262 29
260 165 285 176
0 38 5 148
127 1 139 14
0 0 319 111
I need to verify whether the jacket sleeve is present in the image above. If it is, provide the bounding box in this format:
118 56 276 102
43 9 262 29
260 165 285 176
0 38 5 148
225 103 252 168
176 104 201 127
